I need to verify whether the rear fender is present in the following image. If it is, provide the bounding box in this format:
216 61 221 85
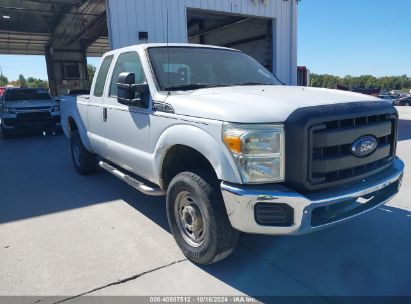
61 95 93 153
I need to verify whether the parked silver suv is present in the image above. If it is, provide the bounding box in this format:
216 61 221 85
0 88 61 138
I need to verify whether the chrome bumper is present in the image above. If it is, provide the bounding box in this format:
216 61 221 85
1 112 61 130
221 157 404 235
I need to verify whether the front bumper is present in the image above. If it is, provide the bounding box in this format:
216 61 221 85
221 157 404 235
1 112 61 131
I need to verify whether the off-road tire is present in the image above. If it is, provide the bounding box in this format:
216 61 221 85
71 130 98 175
167 170 239 265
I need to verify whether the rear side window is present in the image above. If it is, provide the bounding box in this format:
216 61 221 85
109 52 145 97
93 55 113 97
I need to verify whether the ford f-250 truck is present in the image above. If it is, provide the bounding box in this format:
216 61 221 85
61 44 404 264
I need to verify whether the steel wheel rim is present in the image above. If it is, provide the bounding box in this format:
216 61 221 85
73 143 81 167
174 191 205 247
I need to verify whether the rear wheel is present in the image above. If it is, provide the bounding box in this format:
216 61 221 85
166 170 239 265
404 102 410 107
71 130 98 175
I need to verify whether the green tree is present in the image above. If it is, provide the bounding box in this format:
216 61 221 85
310 74 410 91
87 64 96 81
18 74 27 87
0 74 8 86
26 77 49 89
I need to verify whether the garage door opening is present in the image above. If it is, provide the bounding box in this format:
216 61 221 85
0 0 110 96
187 9 273 71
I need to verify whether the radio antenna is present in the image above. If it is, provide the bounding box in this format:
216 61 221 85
166 0 170 94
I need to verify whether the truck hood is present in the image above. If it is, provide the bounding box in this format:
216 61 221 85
3 99 57 109
165 86 381 123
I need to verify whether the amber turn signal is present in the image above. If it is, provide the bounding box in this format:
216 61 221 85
223 135 242 154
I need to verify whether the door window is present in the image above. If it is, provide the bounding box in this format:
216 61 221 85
109 52 146 97
93 55 113 97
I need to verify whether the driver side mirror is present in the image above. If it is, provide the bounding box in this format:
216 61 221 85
117 72 149 108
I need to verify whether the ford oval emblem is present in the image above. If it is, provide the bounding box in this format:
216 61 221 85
352 136 378 158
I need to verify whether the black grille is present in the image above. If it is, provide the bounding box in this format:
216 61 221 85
17 112 51 121
16 106 51 111
4 112 59 129
285 101 398 192
309 113 396 185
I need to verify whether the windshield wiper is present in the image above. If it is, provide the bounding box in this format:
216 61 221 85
234 82 273 86
164 83 231 91
163 82 274 91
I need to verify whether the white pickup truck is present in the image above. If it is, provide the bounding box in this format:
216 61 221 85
61 43 404 264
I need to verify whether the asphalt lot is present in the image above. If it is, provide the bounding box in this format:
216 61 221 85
0 107 411 303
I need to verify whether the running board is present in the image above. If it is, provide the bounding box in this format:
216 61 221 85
99 161 166 196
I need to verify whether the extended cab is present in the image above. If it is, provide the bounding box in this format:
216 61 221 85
1 87 61 138
61 44 404 264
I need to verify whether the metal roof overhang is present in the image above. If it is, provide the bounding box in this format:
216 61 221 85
0 0 110 56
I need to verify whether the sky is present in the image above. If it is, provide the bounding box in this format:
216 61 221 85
0 55 100 82
0 0 410 81
298 0 411 77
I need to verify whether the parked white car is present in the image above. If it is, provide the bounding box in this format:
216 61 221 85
61 44 404 264
0 88 61 138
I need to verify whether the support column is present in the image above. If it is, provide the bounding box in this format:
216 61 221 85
45 47 57 96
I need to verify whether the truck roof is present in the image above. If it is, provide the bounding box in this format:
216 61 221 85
103 43 238 56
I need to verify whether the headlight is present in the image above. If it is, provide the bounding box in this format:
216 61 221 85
2 107 14 114
50 105 60 112
223 123 284 183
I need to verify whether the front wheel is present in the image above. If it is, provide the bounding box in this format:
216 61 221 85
166 171 239 265
71 130 98 175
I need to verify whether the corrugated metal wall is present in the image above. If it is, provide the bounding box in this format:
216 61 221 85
106 0 297 84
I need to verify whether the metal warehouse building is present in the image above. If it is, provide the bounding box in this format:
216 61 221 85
107 0 298 86
0 0 298 95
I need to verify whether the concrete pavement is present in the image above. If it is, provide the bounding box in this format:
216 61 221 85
0 108 410 303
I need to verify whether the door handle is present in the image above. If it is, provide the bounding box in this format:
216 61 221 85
103 108 107 122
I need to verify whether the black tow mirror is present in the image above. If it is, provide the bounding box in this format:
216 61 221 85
117 72 149 108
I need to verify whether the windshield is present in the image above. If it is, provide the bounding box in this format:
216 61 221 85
4 89 52 102
148 47 281 91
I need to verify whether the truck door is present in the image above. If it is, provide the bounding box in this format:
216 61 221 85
103 51 152 179
87 55 113 158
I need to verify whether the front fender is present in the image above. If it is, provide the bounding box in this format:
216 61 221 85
153 124 242 186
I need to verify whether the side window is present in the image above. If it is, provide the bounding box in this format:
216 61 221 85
93 55 113 97
109 52 145 97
